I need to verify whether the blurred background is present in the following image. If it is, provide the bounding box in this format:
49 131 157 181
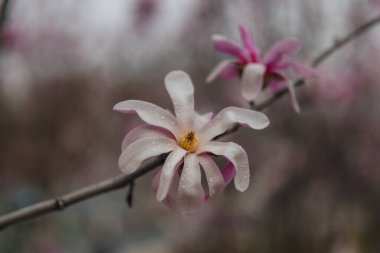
0 0 380 252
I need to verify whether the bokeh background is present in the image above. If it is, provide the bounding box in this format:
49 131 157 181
0 0 380 252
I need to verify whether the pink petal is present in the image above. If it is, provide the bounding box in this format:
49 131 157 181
198 154 225 196
268 79 286 94
197 141 250 192
114 100 180 136
241 63 266 101
222 162 236 185
238 25 260 61
118 137 176 174
164 71 195 127
176 154 205 214
206 60 237 83
199 107 270 141
212 34 247 62
263 38 301 67
121 124 175 150
280 61 318 78
156 148 187 201
152 169 177 209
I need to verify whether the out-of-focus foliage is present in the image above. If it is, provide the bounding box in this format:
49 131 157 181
0 0 380 252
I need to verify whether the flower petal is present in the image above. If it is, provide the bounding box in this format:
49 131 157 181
157 148 187 201
152 168 177 209
176 154 204 214
119 137 176 174
268 79 286 94
164 71 195 127
264 38 301 67
286 80 301 113
241 63 266 101
198 154 225 196
206 60 237 83
121 124 175 150
212 34 247 62
199 107 270 141
114 100 179 136
239 25 260 61
194 112 213 131
197 141 250 192
280 61 318 78
222 162 236 185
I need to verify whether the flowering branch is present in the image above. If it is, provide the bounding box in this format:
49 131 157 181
1 13 380 230
253 14 380 111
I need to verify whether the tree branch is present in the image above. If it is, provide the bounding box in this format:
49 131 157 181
1 12 380 231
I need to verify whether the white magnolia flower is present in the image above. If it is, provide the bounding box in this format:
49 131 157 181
114 70 269 213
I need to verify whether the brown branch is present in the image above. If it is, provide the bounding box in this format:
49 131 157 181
1 12 380 231
0 156 165 230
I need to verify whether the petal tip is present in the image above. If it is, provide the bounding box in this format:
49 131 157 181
156 191 166 202
235 178 249 192
211 34 225 41
113 101 125 111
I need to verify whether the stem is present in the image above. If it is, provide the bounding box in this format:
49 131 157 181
1 13 380 231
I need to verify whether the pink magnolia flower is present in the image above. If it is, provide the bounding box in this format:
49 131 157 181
207 25 317 112
114 71 270 213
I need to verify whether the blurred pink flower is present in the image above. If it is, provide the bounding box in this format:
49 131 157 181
207 25 316 112
114 70 269 213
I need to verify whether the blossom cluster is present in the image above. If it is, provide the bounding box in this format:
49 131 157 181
114 25 316 213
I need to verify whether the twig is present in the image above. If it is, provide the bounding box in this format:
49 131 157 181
0 0 11 29
126 180 135 208
1 13 380 231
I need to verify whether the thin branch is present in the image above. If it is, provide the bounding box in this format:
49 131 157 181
0 156 165 230
1 12 380 231
0 0 11 30
126 180 135 208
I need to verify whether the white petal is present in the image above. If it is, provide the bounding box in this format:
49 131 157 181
118 137 176 174
197 141 250 192
241 63 266 101
206 59 236 83
114 100 179 136
199 107 270 141
121 125 175 150
157 148 187 201
286 80 301 113
164 71 195 127
194 112 213 131
198 154 225 196
176 154 205 214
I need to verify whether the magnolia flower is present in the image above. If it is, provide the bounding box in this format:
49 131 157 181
207 25 317 112
114 71 269 213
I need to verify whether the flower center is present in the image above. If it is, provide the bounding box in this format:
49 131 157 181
179 131 199 153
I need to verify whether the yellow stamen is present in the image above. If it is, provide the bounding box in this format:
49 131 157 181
179 131 199 153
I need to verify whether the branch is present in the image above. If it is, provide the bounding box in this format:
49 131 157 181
0 0 11 29
1 13 380 231
0 156 165 230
